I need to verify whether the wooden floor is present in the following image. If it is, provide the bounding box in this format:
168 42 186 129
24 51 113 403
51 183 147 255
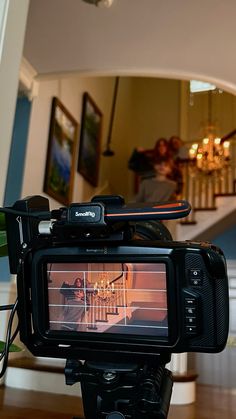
0 384 236 419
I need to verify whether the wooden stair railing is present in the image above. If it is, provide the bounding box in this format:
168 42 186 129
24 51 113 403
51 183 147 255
87 275 125 330
179 134 236 225
179 159 236 225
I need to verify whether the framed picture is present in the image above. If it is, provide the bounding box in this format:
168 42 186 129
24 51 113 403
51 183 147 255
43 97 79 206
77 92 103 187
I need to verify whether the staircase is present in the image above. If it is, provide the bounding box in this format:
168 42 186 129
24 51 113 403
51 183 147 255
176 159 236 241
87 273 125 331
177 195 236 241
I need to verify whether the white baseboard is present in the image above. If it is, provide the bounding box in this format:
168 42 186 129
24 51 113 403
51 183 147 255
172 381 196 405
0 281 16 340
5 366 82 397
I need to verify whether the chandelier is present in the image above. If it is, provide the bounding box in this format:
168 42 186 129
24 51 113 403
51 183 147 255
189 133 230 174
189 89 230 175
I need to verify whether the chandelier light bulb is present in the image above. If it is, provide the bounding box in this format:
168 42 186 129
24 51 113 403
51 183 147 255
98 0 114 7
82 0 114 7
223 141 230 157
189 148 196 158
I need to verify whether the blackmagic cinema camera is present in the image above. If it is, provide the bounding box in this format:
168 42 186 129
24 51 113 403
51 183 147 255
2 194 229 419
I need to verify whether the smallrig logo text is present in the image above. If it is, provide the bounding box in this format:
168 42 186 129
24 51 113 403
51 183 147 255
75 211 96 218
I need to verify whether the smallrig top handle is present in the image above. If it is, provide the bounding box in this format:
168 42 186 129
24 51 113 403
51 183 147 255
92 195 191 222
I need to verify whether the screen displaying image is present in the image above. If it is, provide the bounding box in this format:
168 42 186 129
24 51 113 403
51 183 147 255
47 262 168 337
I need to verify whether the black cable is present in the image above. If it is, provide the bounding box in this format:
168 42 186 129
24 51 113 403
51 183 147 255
0 299 19 378
0 304 14 311
0 324 19 362
0 300 18 370
0 205 51 377
0 207 50 219
0 326 19 361
0 300 18 361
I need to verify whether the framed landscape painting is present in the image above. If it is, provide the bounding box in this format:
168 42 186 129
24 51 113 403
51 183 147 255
77 92 103 187
43 97 79 206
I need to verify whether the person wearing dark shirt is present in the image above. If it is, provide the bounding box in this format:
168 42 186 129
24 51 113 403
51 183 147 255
60 277 86 331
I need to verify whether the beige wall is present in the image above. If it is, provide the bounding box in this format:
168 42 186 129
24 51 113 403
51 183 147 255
21 74 236 208
22 75 181 206
130 77 180 149
22 76 116 207
188 90 236 142
102 77 134 199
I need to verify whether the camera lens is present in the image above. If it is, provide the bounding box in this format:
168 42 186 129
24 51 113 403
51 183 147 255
133 220 173 241
106 412 125 419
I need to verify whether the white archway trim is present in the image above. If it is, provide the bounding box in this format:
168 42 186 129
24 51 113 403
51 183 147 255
36 66 236 96
0 0 9 62
0 0 29 205
19 57 39 100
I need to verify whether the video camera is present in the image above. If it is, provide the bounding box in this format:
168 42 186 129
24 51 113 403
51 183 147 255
3 194 229 419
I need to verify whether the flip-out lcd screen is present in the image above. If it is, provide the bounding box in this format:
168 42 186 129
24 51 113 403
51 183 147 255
47 262 168 337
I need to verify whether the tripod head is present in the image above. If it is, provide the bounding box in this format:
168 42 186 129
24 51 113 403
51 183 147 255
65 356 173 419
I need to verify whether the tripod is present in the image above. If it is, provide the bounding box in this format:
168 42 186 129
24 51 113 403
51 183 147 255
65 354 173 419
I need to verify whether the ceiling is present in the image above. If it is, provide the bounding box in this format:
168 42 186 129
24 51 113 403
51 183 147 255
23 0 236 93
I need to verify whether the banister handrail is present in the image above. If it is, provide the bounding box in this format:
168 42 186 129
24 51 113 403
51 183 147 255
221 128 236 143
184 129 236 146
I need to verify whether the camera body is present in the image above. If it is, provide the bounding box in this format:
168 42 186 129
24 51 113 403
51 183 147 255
6 195 229 363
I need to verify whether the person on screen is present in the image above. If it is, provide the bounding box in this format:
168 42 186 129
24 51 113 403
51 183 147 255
60 277 86 331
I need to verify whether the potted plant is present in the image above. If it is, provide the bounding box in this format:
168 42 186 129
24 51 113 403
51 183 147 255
0 213 21 355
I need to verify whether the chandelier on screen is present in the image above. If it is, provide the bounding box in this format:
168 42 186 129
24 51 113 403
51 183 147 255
93 272 115 301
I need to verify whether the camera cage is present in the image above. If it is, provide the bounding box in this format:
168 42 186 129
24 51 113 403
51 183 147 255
4 195 191 362
5 194 191 274
1 195 229 418
1 195 192 419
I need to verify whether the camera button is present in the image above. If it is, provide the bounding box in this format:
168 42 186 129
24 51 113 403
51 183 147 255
186 317 196 325
186 325 197 335
188 269 203 286
185 307 196 316
189 277 202 286
185 297 196 306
